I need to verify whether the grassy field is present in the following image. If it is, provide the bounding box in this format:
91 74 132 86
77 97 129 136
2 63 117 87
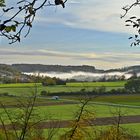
0 102 139 121
0 81 126 88
66 81 126 87
0 103 139 139
0 88 140 138
0 99 139 140
0 81 139 139
43 123 140 140
0 86 99 95
0 96 66 106
0 81 125 96
1 94 140 106
0 83 42 88
36 104 140 120
90 94 140 106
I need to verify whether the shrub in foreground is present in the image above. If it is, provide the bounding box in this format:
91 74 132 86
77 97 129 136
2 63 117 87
95 126 139 140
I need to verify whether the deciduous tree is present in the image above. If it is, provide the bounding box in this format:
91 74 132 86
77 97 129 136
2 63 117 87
0 0 67 44
122 0 140 46
125 78 140 93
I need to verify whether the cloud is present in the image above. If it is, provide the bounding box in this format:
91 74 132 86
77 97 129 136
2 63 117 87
0 48 140 69
3 0 140 35
34 0 140 34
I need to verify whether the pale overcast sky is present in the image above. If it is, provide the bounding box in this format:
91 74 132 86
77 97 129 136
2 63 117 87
0 0 140 69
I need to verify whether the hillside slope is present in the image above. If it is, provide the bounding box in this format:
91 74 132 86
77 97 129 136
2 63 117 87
12 64 103 73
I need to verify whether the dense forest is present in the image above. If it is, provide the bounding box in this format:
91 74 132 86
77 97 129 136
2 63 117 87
0 64 140 75
11 64 140 73
12 64 100 73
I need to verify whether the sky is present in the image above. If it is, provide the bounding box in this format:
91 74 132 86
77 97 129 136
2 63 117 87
0 0 140 69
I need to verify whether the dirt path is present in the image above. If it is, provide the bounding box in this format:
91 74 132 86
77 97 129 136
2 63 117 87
0 101 78 108
2 115 140 129
35 115 140 128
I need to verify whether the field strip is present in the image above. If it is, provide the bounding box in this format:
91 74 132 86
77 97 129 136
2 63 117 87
91 102 140 109
0 102 78 108
60 99 140 109
66 85 124 87
0 96 140 109
2 115 140 129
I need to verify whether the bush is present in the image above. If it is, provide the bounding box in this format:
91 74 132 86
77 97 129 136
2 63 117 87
0 92 9 96
40 90 48 96
80 88 86 92
125 79 140 93
97 86 106 93
42 78 56 86
95 126 139 140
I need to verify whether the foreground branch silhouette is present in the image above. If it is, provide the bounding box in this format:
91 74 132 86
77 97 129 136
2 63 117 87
0 0 67 44
122 0 140 46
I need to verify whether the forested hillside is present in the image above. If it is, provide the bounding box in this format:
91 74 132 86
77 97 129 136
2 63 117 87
12 64 140 74
0 64 20 76
12 64 103 73
1 64 140 79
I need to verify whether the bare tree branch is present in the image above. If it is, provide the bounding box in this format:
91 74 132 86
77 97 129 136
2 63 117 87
122 0 140 46
0 0 68 44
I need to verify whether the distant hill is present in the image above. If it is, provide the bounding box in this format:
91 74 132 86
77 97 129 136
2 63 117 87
10 64 140 81
0 64 20 76
11 64 140 74
106 65 140 73
12 64 104 73
1 64 140 81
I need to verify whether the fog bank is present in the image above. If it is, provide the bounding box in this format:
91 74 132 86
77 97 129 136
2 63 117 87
24 71 136 81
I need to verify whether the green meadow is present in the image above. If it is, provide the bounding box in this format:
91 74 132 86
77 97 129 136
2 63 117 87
0 81 125 96
0 83 42 88
0 96 140 121
0 103 140 122
34 104 140 120
0 81 140 138
66 81 126 87
90 94 140 106
47 123 140 140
